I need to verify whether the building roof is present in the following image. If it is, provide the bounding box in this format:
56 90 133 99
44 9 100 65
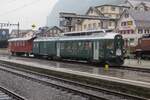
8 37 35 42
135 21 150 28
11 29 33 34
86 7 104 16
124 0 150 8
121 10 150 28
34 32 119 42
128 10 150 21
45 26 63 33
95 4 130 8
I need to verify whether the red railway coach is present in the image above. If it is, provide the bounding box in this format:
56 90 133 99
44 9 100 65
135 34 150 59
8 37 35 56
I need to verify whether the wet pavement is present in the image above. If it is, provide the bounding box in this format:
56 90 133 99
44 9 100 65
124 59 150 69
0 56 150 83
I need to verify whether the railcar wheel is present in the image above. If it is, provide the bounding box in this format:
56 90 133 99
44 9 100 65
26 53 29 57
11 52 14 56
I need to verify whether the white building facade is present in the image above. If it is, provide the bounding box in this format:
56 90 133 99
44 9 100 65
117 10 150 46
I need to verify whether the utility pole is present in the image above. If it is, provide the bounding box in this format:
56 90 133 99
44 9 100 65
17 22 20 37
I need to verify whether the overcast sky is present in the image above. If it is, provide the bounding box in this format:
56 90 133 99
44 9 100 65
0 0 57 29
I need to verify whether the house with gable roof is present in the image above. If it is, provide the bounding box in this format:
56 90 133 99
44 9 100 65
122 0 150 11
10 29 35 38
117 9 150 46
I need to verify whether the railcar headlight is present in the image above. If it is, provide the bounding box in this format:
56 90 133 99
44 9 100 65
116 49 122 56
110 50 114 54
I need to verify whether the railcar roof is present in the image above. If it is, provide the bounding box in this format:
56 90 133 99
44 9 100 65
34 33 120 42
8 37 34 42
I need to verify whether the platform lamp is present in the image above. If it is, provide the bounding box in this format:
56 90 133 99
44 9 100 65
32 24 36 29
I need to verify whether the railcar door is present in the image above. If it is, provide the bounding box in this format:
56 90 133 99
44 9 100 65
57 42 60 57
93 41 99 60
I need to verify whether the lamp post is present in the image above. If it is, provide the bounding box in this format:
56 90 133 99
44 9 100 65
128 38 131 64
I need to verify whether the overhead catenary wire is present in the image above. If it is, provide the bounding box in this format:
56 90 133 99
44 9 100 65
0 0 42 17
0 0 18 5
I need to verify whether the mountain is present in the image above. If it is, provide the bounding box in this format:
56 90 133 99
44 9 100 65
47 0 124 26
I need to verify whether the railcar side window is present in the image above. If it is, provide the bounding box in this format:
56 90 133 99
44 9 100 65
85 41 92 49
106 40 114 49
44 42 46 48
22 42 25 46
61 43 64 49
17 42 19 46
36 43 38 48
99 41 103 49
34 43 36 48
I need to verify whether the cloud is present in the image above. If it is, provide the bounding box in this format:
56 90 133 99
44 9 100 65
47 0 123 26
0 0 57 29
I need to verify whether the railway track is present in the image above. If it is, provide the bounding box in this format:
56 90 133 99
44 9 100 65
0 62 148 100
0 86 26 100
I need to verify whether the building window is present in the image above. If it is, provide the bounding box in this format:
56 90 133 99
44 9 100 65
116 14 120 18
101 7 104 11
131 30 134 34
144 29 150 34
109 14 112 17
120 8 123 11
147 29 149 34
144 29 147 34
127 21 133 26
138 29 143 34
127 30 130 34
98 23 101 27
125 13 129 18
121 22 127 26
120 31 122 34
90 10 93 14
109 21 112 26
111 7 116 11
101 21 103 28
88 24 91 30
130 38 134 43
93 23 96 29
121 22 124 26
84 25 87 29
122 31 125 34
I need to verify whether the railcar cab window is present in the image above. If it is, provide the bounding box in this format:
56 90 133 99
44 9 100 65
106 40 114 49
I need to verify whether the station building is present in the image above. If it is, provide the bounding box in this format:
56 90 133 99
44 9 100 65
74 5 129 32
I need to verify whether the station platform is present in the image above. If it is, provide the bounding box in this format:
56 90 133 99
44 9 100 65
124 59 150 69
0 56 149 88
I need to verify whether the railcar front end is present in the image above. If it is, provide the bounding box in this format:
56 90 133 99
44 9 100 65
103 35 124 66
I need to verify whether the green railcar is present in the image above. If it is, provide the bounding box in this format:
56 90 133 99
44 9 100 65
33 37 57 58
32 33 124 66
58 34 124 65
